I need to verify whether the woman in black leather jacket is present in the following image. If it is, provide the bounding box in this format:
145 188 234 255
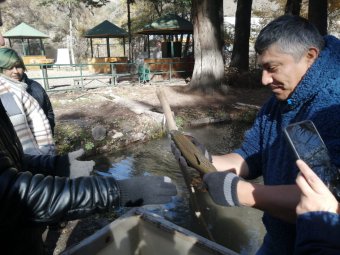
0 100 176 254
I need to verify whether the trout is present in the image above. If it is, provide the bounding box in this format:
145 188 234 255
170 130 217 174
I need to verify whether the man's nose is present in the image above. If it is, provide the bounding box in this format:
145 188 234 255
261 70 273 86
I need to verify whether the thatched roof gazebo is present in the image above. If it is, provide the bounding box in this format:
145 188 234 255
137 14 193 58
84 20 128 58
3 22 49 55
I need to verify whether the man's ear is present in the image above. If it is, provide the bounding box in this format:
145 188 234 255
306 47 319 67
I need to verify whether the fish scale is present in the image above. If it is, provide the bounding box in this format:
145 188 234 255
171 130 217 174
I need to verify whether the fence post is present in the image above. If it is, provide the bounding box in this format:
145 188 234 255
110 62 116 86
40 64 50 90
79 64 84 90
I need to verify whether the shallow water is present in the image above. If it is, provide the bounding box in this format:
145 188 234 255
91 122 265 254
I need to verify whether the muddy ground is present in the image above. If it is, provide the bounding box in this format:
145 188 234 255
45 80 272 254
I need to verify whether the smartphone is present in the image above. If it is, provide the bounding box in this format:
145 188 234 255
284 120 340 200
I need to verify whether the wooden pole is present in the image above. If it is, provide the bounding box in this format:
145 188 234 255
156 88 178 131
106 37 110 57
156 87 215 242
90 38 93 58
123 37 126 57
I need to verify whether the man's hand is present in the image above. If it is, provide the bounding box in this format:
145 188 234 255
68 149 95 178
296 159 339 215
170 133 211 172
203 170 240 207
116 176 177 207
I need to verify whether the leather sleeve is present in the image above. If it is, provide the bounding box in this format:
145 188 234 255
22 154 70 177
0 167 121 226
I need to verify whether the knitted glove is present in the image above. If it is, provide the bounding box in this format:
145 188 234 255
116 176 177 207
170 133 212 171
203 171 240 207
68 149 95 178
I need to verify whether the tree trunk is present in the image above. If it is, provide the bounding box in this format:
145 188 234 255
68 3 75 64
229 0 252 72
127 0 136 60
308 0 328 36
69 19 76 64
284 0 302 15
190 0 224 92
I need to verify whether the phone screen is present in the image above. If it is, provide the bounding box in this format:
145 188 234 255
284 120 340 200
285 120 331 168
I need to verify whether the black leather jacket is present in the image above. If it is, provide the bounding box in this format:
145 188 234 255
22 73 55 134
0 101 120 227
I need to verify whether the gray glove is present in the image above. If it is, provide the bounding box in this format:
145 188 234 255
203 171 240 207
170 133 212 172
116 176 177 207
68 149 95 178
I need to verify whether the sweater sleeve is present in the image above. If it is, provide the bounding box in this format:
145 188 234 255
233 106 268 180
295 211 340 255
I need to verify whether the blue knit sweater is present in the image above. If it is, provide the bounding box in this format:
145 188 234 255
234 35 340 254
295 212 340 255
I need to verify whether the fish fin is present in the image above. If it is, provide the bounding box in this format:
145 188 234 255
194 154 201 165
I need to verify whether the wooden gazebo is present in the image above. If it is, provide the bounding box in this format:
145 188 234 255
84 20 128 58
84 20 129 73
3 22 49 56
3 22 53 70
137 14 193 58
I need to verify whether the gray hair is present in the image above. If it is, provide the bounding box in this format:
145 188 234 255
255 15 324 61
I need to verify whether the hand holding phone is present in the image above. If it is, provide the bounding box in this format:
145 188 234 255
284 120 340 200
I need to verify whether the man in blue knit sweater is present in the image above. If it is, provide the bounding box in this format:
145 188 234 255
172 15 340 254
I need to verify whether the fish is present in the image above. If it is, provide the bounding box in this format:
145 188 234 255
170 130 217 174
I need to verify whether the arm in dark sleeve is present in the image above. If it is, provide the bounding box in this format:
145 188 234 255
22 153 70 177
0 168 120 226
42 89 55 135
295 211 340 255
25 77 55 135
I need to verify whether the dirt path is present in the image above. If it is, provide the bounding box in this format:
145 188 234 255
50 82 271 153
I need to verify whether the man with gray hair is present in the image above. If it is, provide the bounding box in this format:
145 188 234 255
172 15 340 254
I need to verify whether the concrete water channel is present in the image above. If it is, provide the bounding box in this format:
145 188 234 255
90 121 265 255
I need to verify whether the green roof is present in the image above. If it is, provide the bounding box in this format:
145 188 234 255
3 22 49 38
84 20 128 38
138 14 193 35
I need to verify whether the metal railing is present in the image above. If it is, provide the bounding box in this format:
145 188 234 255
25 61 194 92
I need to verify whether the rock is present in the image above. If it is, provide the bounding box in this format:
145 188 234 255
92 125 107 141
112 132 124 139
132 132 145 142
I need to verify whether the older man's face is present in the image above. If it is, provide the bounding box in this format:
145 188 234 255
257 44 317 101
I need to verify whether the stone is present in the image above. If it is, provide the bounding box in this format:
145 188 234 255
92 125 107 141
